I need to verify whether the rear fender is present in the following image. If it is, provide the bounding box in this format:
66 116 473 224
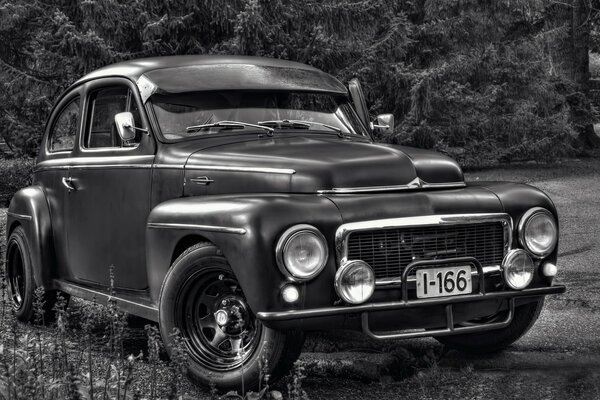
6 186 55 289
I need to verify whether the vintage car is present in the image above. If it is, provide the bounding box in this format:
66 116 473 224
5 55 565 390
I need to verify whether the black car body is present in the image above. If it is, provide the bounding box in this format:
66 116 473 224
5 55 565 390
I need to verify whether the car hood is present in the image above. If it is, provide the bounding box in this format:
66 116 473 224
181 134 464 196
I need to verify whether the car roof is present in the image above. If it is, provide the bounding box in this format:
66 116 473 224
72 55 348 98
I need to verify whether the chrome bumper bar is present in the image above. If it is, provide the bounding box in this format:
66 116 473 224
256 285 565 321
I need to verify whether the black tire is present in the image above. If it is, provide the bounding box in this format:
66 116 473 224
436 298 544 354
5 226 69 323
159 242 304 392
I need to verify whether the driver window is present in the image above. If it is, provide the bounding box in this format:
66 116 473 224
85 86 143 149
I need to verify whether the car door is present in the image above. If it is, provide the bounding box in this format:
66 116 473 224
64 78 156 289
34 91 82 282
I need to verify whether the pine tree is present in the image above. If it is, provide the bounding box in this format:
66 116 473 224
0 0 590 165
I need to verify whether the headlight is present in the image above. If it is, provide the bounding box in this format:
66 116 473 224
502 249 534 290
518 207 558 258
276 224 328 281
334 260 375 304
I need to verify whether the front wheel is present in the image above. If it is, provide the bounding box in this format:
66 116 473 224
436 298 544 354
159 243 304 391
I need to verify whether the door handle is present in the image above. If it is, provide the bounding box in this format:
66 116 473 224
190 176 214 185
61 177 77 191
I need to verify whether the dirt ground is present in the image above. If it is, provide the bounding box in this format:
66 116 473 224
1 159 599 399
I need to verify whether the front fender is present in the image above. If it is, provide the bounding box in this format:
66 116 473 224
146 194 343 313
7 186 55 289
469 181 559 266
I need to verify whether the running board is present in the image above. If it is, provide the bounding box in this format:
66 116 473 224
54 280 159 322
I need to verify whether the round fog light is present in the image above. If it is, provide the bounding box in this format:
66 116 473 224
281 284 300 303
542 262 557 277
503 249 534 290
335 260 375 304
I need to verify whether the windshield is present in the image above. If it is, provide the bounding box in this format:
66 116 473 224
150 91 369 139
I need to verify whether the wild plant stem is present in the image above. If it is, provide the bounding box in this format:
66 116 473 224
88 334 94 400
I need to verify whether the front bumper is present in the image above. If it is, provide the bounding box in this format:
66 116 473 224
257 285 565 338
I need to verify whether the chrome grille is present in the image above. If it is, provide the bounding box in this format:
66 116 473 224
346 222 507 281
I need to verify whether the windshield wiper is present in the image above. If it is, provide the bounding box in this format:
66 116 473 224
258 119 342 134
186 121 274 135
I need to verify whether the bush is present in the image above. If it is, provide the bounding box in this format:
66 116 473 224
0 157 34 206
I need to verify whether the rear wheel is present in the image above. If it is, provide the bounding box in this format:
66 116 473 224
436 299 544 353
159 242 304 391
5 226 68 323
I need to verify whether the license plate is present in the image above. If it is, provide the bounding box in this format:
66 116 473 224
416 266 472 299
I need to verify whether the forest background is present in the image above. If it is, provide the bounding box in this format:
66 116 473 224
1 0 599 188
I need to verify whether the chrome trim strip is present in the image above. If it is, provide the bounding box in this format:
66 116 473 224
6 212 32 221
335 213 513 283
147 222 246 235
79 145 141 154
153 164 296 174
421 181 467 189
34 155 155 172
34 165 70 171
317 178 466 194
36 164 153 171
186 165 296 174
153 164 185 169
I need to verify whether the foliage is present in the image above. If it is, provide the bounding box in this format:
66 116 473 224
0 0 585 166
0 158 33 205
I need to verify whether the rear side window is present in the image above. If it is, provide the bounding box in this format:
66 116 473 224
85 86 142 148
49 98 80 152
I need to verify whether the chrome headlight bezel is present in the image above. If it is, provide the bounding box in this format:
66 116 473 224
502 249 535 290
275 224 329 282
334 260 375 304
518 207 558 258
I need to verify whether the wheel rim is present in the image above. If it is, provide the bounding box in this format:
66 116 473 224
174 267 262 371
6 241 25 311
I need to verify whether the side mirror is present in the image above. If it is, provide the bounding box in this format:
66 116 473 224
372 113 394 135
114 112 148 141
114 112 137 141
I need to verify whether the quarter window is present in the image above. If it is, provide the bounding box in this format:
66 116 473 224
85 87 143 148
49 98 80 152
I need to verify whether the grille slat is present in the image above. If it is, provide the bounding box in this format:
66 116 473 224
346 223 506 280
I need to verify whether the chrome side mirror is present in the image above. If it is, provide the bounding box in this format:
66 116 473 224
114 112 148 141
371 113 394 135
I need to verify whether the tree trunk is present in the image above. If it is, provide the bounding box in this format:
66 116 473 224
547 0 600 147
